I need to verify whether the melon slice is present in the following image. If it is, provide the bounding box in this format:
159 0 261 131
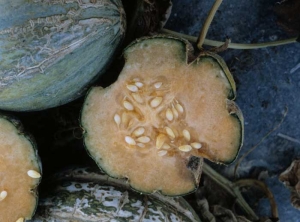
81 36 244 196
0 114 42 222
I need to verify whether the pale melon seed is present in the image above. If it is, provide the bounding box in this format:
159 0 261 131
157 150 168 157
191 142 202 149
133 127 145 137
125 136 136 145
127 84 138 92
136 136 150 143
150 97 163 108
162 143 171 149
137 143 145 148
135 82 144 88
156 134 166 149
16 218 24 222
175 103 184 113
178 145 192 152
0 190 7 201
27 170 41 179
182 129 191 141
132 93 143 103
114 114 121 126
172 104 179 118
154 82 163 89
123 101 134 111
165 127 175 139
166 108 173 121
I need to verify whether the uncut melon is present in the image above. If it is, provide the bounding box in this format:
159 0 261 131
0 114 42 222
32 167 201 222
0 0 125 111
81 36 244 196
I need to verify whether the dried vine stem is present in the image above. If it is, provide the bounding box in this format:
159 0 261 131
234 179 279 220
197 0 223 49
202 163 259 221
161 29 298 49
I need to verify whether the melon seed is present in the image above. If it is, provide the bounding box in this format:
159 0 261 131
0 191 7 201
182 129 191 141
166 108 173 121
27 170 41 179
165 127 175 139
191 142 202 149
135 82 144 88
132 127 145 137
132 93 143 103
156 134 166 149
154 82 163 89
150 97 163 108
16 218 24 222
114 114 121 126
136 136 150 143
178 145 192 152
126 85 138 92
123 101 134 111
157 150 168 156
125 136 136 145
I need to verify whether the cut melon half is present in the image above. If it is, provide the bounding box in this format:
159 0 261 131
0 114 42 221
81 36 244 196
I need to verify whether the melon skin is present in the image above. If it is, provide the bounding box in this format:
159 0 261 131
81 36 243 196
31 167 201 222
0 0 125 111
0 113 42 222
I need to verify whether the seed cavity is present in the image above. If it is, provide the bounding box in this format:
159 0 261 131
178 145 192 152
114 114 121 126
27 170 41 179
123 101 134 111
154 82 163 89
132 93 143 103
0 191 7 201
125 136 136 145
150 97 163 108
182 129 191 141
136 136 150 143
157 150 168 156
135 82 144 88
133 127 145 137
16 218 24 222
175 103 184 113
127 84 138 92
191 142 202 149
165 127 175 139
156 134 166 149
166 108 173 121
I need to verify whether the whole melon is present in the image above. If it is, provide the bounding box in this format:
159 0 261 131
32 167 201 222
0 0 125 111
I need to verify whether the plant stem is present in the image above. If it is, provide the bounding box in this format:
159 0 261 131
235 179 279 220
161 29 298 49
197 0 223 49
202 163 259 221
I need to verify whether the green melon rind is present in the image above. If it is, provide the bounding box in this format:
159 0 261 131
32 167 201 222
0 0 126 111
0 113 42 221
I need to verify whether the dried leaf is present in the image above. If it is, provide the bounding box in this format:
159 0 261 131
279 160 300 210
123 0 172 43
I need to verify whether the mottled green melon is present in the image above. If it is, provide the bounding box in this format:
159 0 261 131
81 36 243 196
32 167 201 222
0 0 125 111
0 114 42 222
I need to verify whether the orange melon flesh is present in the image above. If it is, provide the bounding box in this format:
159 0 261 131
0 117 41 221
81 37 243 195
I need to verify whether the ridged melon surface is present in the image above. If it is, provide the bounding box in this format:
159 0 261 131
0 115 41 222
81 37 243 196
0 0 125 111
